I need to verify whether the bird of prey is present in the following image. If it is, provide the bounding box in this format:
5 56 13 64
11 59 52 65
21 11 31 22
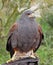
6 9 44 62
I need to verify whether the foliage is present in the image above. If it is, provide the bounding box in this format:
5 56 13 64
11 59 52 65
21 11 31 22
36 17 53 65
0 0 53 65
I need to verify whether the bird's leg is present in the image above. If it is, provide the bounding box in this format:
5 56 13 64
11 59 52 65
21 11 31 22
29 50 38 58
29 50 35 58
6 49 18 63
7 51 17 63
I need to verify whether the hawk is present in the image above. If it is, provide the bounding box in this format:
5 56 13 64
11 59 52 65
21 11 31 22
6 10 44 63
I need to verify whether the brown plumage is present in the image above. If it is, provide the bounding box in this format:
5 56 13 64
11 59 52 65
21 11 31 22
6 10 44 59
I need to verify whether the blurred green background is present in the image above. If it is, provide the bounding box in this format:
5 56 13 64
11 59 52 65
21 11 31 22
0 0 53 65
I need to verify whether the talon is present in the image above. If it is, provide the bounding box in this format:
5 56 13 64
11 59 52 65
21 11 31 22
6 59 13 63
34 53 39 58
6 51 18 63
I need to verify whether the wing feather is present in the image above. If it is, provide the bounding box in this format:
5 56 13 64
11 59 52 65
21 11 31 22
6 22 18 52
33 24 44 52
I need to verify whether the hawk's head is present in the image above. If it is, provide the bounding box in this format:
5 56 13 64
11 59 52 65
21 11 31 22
20 10 35 20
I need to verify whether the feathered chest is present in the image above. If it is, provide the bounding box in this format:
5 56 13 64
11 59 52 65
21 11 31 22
17 21 39 45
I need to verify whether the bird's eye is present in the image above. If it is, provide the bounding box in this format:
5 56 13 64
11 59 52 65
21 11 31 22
27 13 30 15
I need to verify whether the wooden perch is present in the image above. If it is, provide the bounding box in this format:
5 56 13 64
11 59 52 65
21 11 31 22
2 57 39 65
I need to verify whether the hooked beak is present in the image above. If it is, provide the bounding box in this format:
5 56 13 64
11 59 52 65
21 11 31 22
28 13 35 18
